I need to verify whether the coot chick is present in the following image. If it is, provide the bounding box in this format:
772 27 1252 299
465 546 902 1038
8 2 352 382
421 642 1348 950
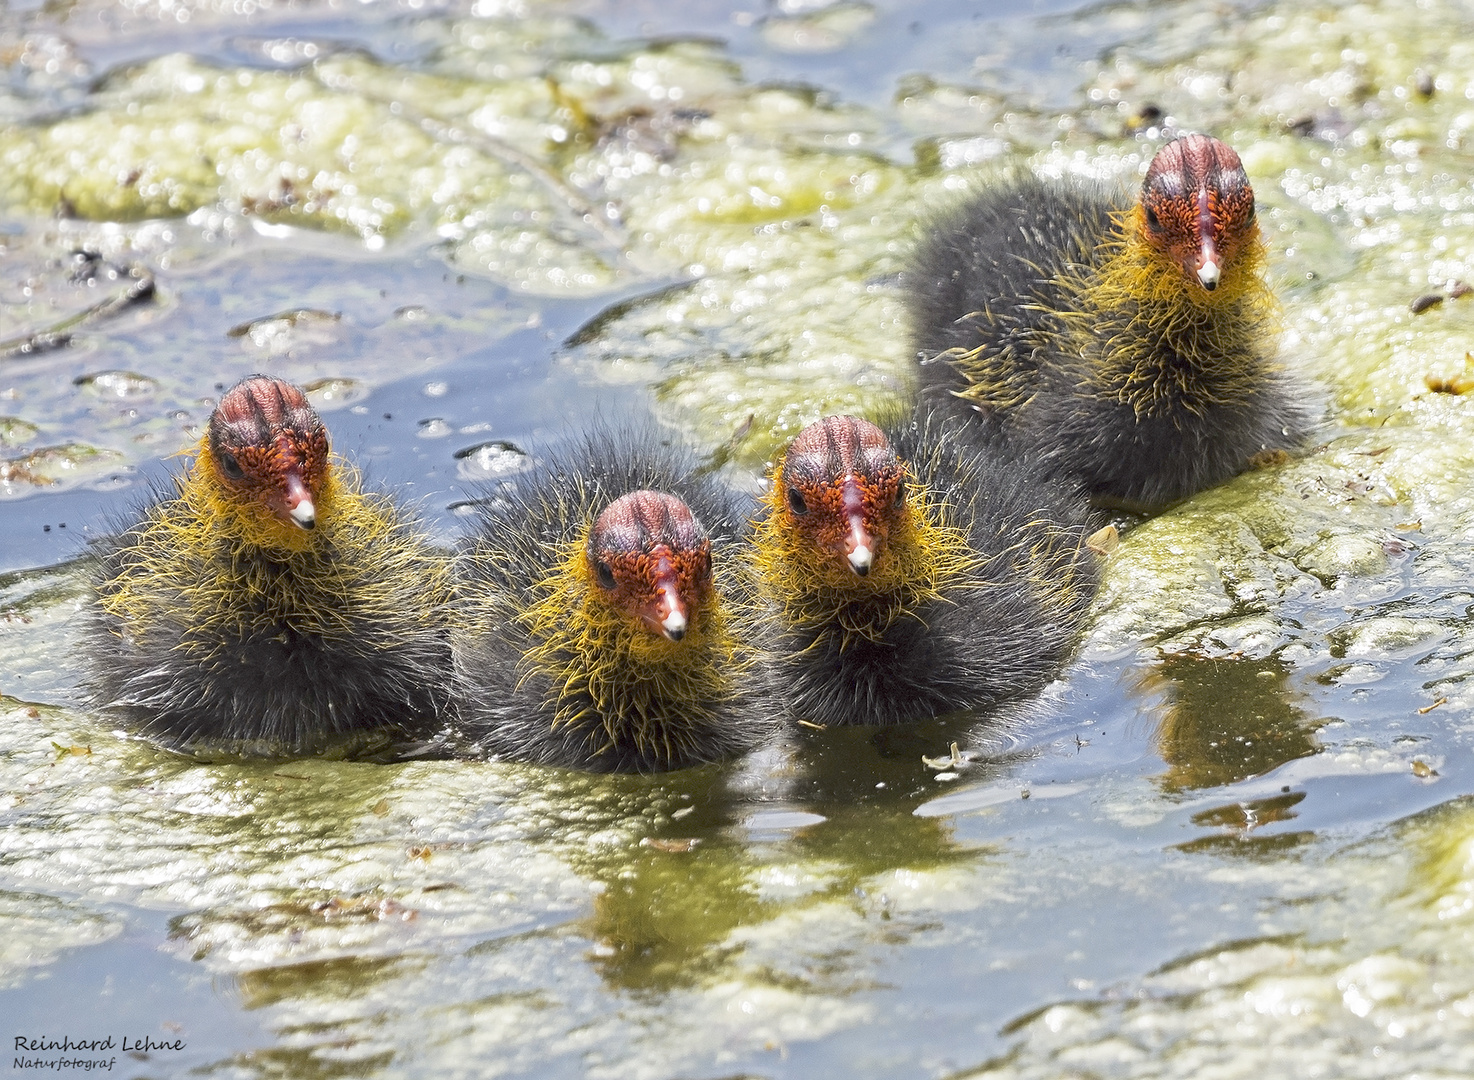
908 133 1311 511
89 374 452 756
452 432 768 772
750 414 1099 726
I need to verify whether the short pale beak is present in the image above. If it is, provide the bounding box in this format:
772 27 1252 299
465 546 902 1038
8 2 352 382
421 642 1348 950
845 512 873 576
283 471 316 530
839 476 876 576
660 604 688 641
1195 187 1221 290
649 556 688 641
1196 244 1221 290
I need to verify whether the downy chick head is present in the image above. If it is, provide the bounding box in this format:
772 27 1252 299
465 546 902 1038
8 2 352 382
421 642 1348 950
585 490 712 643
202 374 331 544
776 416 906 583
1138 133 1257 293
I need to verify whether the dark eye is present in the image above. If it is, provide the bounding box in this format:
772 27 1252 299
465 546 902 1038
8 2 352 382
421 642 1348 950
218 452 244 480
787 486 809 515
894 478 906 506
1144 205 1161 230
595 560 617 590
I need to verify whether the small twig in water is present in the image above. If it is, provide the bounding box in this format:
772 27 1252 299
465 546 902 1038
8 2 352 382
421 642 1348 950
1 266 155 359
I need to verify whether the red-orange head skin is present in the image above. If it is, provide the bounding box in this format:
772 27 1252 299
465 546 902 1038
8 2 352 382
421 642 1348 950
778 416 905 578
587 491 712 642
1138 134 1257 292
205 374 329 530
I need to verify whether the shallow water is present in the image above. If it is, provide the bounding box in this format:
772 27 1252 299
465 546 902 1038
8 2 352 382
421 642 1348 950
5 0 1474 1076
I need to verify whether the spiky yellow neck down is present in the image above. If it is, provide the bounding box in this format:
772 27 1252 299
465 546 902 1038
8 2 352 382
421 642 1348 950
1096 208 1269 312
1061 209 1282 419
750 478 978 643
518 531 747 764
191 438 341 554
98 452 445 650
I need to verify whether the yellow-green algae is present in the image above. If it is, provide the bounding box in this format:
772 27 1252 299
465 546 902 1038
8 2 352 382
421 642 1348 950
963 797 1474 1078
0 620 993 1070
0 13 915 461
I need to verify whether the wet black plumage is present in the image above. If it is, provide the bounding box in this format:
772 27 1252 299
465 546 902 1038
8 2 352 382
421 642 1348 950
750 413 1100 727
87 376 453 757
908 135 1313 511
452 430 772 772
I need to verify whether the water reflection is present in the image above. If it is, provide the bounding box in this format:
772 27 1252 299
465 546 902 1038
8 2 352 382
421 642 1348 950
1145 653 1321 793
556 766 770 993
219 1043 396 1080
582 831 773 992
160 759 419 1008
571 718 1007 994
153 732 1004 1061
229 955 417 1012
1174 828 1318 859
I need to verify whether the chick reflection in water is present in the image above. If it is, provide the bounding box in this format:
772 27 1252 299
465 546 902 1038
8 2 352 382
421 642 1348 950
1144 653 1321 792
573 728 1009 995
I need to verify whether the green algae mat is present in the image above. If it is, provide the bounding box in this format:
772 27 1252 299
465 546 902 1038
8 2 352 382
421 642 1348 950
6 0 1474 1076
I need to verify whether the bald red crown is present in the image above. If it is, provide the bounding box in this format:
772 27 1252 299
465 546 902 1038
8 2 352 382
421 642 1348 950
207 374 329 530
783 416 897 487
1140 133 1256 290
780 416 905 577
588 490 712 641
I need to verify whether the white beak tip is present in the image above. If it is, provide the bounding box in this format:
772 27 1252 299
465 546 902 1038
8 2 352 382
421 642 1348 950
1197 261 1221 289
661 609 688 641
847 544 873 574
289 499 317 529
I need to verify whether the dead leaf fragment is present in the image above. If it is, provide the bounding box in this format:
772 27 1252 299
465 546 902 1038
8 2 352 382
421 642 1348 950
1086 524 1120 555
1425 374 1474 395
1247 447 1292 469
922 742 963 770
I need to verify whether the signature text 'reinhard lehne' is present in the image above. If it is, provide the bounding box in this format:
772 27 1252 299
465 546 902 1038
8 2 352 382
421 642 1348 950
15 1036 185 1054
